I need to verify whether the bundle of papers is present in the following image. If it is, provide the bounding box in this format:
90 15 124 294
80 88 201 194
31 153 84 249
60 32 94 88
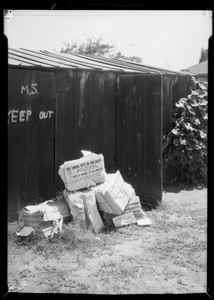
63 189 104 233
17 199 71 237
93 171 135 215
17 219 64 238
112 194 151 227
63 189 87 229
123 195 147 220
102 193 151 228
81 190 104 233
59 152 107 192
112 212 136 227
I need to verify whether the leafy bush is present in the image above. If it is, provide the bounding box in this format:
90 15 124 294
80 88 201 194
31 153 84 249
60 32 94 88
163 77 208 185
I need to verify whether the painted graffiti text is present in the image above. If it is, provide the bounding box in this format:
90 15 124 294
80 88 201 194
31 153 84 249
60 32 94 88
21 83 38 96
8 109 32 124
39 111 54 119
8 109 54 124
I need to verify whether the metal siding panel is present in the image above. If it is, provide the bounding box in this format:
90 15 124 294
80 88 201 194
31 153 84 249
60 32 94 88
55 70 117 191
56 69 92 162
75 71 91 150
88 72 103 153
8 68 25 219
116 74 162 203
88 71 116 172
55 69 78 191
115 75 129 180
178 75 191 99
102 73 116 172
8 68 55 220
36 70 55 200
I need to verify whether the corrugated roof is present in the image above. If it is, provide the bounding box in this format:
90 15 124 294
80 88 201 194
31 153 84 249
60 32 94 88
8 47 188 75
181 60 208 75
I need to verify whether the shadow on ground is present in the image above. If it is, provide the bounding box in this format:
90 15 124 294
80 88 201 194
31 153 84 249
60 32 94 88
163 183 206 193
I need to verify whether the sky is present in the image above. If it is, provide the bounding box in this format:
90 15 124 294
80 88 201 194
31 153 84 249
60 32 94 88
4 10 212 71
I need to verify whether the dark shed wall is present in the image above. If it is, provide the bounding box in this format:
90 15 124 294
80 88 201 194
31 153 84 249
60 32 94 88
8 68 56 219
116 74 163 204
8 66 190 220
8 67 117 220
55 70 116 192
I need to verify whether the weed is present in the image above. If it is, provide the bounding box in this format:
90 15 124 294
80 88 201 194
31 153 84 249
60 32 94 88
163 77 207 186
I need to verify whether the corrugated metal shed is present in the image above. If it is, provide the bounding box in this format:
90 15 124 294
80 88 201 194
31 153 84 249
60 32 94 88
8 48 191 220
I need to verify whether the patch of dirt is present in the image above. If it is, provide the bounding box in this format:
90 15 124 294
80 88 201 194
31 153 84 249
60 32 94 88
7 188 207 294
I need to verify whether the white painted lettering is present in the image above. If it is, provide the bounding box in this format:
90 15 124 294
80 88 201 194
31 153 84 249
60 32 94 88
44 111 48 119
8 109 54 124
26 110 32 121
31 83 38 94
11 110 19 123
8 110 12 124
48 111 54 118
21 83 38 96
39 111 44 119
21 85 29 94
39 111 54 119
19 110 26 122
8 109 32 124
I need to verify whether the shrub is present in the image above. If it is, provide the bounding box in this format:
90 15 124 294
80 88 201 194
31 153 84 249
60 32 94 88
163 77 208 185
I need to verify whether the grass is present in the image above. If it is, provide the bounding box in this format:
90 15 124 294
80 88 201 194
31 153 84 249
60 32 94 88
7 188 207 294
8 221 107 259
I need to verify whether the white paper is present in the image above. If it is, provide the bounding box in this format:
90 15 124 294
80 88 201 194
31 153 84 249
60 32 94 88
82 191 104 233
81 150 92 156
137 218 152 226
113 212 136 227
17 226 35 236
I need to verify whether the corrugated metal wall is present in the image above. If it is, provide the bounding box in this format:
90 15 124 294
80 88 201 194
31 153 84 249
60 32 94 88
8 68 56 218
8 66 190 220
8 67 118 220
116 74 163 204
55 70 117 192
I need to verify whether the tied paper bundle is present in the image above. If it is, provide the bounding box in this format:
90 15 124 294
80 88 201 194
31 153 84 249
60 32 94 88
82 190 104 233
112 196 152 227
18 199 71 237
123 195 147 220
112 212 136 227
93 171 135 215
59 151 107 192
63 189 104 233
63 190 87 229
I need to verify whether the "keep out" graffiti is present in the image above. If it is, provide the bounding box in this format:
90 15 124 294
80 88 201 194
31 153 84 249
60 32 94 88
8 109 54 124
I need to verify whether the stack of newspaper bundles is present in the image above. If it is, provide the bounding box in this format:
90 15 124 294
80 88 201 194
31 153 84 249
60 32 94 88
61 151 151 231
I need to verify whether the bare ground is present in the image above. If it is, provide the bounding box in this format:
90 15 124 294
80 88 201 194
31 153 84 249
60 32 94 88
7 188 207 294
